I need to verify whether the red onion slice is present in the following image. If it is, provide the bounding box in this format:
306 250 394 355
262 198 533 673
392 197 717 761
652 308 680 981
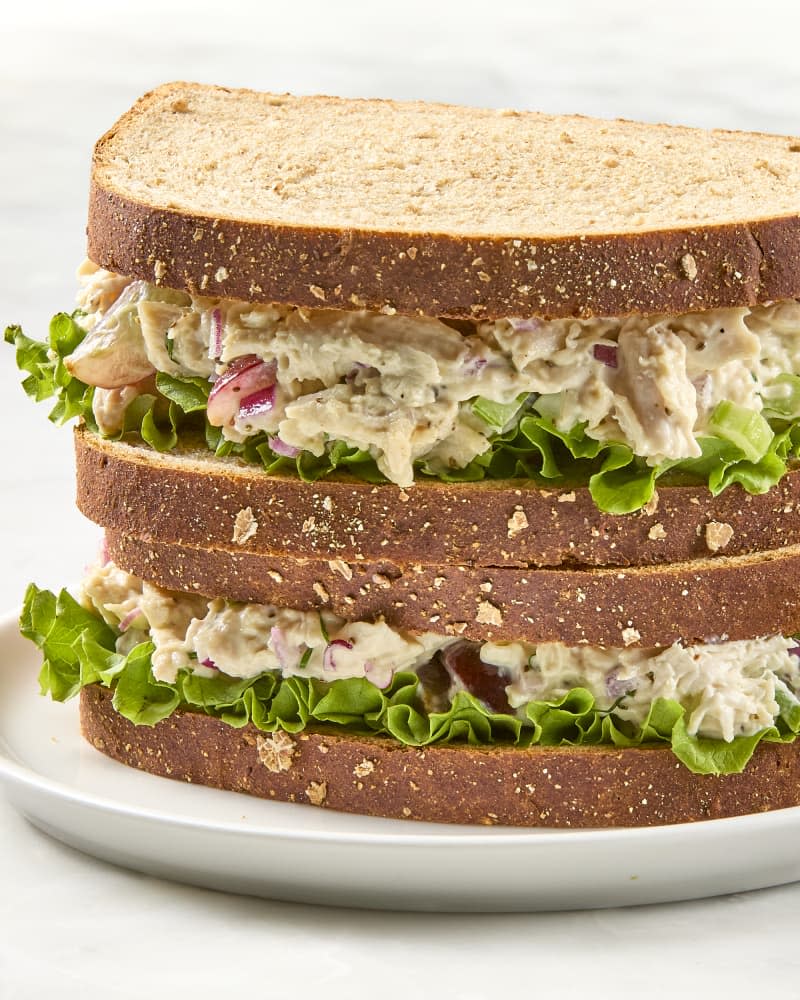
593 344 618 368
207 356 277 426
270 626 294 670
239 385 276 419
323 639 354 672
200 657 218 671
118 608 143 632
268 435 301 458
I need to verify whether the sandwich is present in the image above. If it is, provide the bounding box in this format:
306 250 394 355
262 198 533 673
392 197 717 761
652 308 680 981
7 81 800 827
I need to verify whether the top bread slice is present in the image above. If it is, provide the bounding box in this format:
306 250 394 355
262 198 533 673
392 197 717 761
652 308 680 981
89 82 800 319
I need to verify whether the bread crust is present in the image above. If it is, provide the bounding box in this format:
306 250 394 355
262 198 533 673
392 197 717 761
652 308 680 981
87 181 800 321
87 82 800 319
80 684 800 828
74 428 800 569
105 529 800 646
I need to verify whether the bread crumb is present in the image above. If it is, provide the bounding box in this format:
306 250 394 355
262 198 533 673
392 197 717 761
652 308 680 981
433 576 446 589
642 491 660 516
301 516 316 534
648 522 667 541
192 227 204 242
680 253 698 280
321 496 333 512
256 732 295 773
398 490 410 503
305 781 327 806
507 507 529 539
476 600 503 626
557 491 576 503
309 284 326 301
170 97 189 113
214 266 228 282
312 582 330 602
402 807 412 817
372 573 392 589
353 758 375 778
479 581 493 593
328 559 353 581
407 246 418 260
153 260 167 282
267 570 283 584
232 506 258 545
705 520 734 552
621 627 641 647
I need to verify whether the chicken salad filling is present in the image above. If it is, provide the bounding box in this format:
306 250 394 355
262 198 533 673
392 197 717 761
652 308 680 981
70 559 800 746
8 260 800 513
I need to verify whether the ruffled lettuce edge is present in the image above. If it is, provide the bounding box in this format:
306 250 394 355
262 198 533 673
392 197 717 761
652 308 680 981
22 584 800 776
7 312 800 514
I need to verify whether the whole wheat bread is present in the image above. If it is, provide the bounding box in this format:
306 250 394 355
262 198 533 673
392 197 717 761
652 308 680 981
105 529 800 646
75 428 800 569
88 82 800 319
80 684 800 828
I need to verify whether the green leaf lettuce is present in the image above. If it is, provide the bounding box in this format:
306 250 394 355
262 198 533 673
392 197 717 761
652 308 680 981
20 584 800 776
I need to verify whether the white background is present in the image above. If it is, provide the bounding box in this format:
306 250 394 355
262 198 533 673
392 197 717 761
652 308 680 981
2 0 800 995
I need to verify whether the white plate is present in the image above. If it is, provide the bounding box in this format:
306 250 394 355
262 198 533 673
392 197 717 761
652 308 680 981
1 611 799 912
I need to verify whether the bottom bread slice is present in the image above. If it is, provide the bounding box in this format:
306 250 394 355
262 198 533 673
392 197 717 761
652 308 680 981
80 684 800 828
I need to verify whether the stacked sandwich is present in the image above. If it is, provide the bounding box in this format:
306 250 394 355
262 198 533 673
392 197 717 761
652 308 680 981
8 82 800 826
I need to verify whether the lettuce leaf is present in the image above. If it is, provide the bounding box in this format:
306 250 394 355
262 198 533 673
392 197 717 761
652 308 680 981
8 313 800 513
22 584 800 776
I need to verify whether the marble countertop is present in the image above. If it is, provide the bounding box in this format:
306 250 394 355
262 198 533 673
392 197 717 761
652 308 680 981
2 0 800 995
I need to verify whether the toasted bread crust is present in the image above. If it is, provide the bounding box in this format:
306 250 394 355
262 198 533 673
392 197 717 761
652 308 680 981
80 684 800 827
88 182 800 321
74 428 800 569
105 529 800 646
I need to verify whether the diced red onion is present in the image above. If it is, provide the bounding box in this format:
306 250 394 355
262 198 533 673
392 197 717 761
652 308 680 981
200 657 218 671
208 308 223 360
789 646 800 658
207 355 277 426
118 608 142 632
323 639 353 672
268 435 301 458
270 627 293 670
463 356 488 376
99 536 110 566
593 344 618 368
508 317 543 333
239 384 276 419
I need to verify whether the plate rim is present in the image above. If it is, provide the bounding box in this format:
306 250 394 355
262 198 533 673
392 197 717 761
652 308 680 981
2 606 799 849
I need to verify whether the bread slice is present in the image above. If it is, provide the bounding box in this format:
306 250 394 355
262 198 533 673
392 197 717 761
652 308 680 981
88 82 800 319
74 428 800 569
105 529 800 646
80 684 800 827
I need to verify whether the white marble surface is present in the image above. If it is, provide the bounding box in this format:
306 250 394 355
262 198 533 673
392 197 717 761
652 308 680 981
3 0 800 994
